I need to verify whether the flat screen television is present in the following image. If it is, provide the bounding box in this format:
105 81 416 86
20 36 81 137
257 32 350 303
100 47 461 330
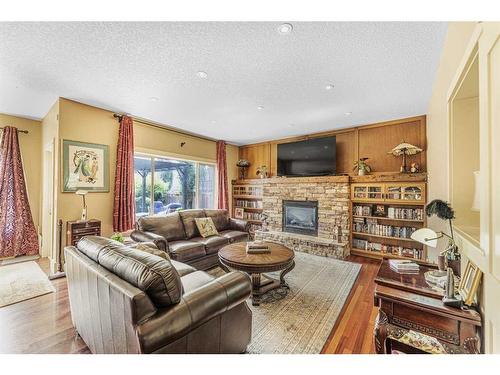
277 136 336 177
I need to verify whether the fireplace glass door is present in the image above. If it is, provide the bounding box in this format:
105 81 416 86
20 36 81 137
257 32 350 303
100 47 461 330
282 200 318 236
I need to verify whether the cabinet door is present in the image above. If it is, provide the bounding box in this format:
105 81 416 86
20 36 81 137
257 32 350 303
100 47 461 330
351 183 384 202
384 183 425 204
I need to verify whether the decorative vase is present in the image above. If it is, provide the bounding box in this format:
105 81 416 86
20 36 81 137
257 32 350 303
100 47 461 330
358 168 365 176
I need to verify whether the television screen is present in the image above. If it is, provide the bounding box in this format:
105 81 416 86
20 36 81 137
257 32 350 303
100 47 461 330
277 136 336 177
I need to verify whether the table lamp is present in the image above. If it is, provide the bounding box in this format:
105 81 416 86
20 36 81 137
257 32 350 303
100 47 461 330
76 190 88 221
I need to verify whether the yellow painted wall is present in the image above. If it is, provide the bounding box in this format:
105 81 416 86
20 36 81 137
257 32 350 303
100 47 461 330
0 114 42 233
426 22 477 260
57 98 238 245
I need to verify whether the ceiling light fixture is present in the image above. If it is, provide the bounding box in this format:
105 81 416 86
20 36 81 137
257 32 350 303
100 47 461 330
197 71 208 79
277 23 293 35
149 96 159 102
257 105 264 110
345 112 352 116
325 84 334 91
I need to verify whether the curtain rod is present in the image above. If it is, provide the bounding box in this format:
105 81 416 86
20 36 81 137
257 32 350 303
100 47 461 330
113 113 216 142
0 126 29 134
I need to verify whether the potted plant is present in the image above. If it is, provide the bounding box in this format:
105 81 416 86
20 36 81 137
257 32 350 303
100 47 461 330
111 232 125 243
256 165 268 179
353 158 372 176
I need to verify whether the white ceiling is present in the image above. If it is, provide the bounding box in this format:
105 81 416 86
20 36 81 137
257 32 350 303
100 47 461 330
0 22 447 144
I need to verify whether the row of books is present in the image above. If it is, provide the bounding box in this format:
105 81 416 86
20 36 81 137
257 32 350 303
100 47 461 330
235 199 263 208
352 218 417 239
352 238 424 260
352 205 424 221
233 186 262 196
243 212 261 220
248 223 262 233
387 207 424 221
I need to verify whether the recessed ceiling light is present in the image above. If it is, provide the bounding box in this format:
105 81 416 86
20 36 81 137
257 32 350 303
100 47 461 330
257 105 264 110
288 123 295 127
325 84 334 91
149 96 159 102
197 71 208 79
345 112 352 116
277 23 293 35
211 120 217 124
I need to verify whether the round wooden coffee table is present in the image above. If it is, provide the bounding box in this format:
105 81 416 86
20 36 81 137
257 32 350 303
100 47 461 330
218 242 295 306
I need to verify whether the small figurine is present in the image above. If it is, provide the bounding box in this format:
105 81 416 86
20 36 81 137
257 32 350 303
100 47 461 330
410 162 419 173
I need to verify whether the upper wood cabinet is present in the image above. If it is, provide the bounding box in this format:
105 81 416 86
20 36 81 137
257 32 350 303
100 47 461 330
238 115 427 178
351 182 426 204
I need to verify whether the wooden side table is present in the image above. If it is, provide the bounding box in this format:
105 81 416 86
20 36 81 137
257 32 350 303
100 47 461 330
373 258 482 354
66 219 101 246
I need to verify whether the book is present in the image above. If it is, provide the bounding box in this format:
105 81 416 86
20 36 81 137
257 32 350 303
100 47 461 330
389 259 419 272
246 248 271 254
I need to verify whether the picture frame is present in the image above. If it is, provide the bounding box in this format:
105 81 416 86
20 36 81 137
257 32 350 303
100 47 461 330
62 139 110 192
234 207 244 219
372 204 387 217
458 260 482 306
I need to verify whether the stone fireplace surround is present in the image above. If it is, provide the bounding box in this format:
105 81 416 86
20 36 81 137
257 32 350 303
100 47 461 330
254 176 350 259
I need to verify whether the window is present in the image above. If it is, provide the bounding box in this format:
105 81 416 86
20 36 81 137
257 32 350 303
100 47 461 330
134 154 216 218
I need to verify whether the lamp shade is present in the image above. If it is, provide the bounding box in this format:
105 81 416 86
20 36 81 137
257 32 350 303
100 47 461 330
76 190 88 196
411 228 438 248
388 142 423 156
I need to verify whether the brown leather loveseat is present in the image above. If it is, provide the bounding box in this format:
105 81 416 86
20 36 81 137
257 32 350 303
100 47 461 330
131 209 250 270
64 236 252 354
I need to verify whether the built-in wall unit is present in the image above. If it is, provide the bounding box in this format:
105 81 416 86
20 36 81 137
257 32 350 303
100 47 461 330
446 22 500 353
234 115 429 261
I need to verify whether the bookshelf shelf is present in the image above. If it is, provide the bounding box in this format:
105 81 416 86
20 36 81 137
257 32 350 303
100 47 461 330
352 232 418 242
352 215 424 223
232 180 264 238
350 179 427 262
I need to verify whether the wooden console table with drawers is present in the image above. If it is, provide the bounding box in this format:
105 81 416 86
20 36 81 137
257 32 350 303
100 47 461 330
373 258 482 354
66 219 101 246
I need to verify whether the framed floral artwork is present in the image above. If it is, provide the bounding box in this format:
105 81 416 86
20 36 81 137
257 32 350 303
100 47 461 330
62 140 109 192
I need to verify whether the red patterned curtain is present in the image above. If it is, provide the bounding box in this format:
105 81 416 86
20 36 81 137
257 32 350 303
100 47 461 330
216 140 229 210
113 115 135 232
0 126 39 257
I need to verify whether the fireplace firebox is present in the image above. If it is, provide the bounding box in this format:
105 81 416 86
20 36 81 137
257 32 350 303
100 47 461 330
282 200 318 236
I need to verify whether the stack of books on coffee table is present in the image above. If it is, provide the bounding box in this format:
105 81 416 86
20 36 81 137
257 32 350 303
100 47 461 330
389 259 420 274
246 241 271 254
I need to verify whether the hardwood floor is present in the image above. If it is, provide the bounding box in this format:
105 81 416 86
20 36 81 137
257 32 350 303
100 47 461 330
0 255 380 354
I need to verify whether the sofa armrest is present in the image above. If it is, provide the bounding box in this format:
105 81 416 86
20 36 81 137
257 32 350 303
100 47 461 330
130 230 168 252
136 271 251 353
229 218 250 233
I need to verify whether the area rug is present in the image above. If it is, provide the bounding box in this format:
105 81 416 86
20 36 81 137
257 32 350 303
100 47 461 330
0 261 55 308
209 251 361 354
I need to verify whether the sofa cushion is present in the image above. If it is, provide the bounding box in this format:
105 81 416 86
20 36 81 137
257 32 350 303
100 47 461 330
168 240 206 262
137 212 186 241
180 271 215 293
134 243 170 260
203 209 230 232
178 209 206 239
171 260 197 277
194 217 219 238
76 236 182 308
191 235 230 255
219 230 249 243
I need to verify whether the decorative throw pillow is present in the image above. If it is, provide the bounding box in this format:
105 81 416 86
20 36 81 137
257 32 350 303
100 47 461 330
134 243 170 260
194 217 219 238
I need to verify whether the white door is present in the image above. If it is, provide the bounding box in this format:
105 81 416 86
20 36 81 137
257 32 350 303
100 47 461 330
41 140 55 258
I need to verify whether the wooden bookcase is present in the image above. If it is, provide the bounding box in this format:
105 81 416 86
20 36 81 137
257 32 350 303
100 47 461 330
231 180 264 236
350 177 429 263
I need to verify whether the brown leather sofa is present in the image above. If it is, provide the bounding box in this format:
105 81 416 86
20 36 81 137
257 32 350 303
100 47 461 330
131 209 250 270
64 236 252 354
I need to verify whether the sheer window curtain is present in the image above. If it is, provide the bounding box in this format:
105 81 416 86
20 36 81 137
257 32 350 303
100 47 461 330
0 126 39 257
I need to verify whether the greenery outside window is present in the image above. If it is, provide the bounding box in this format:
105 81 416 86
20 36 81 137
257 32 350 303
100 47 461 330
134 154 216 218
